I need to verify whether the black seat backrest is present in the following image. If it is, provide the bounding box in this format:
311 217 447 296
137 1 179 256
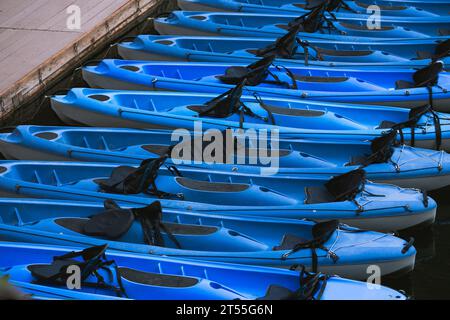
325 169 366 202
435 39 450 60
217 55 275 86
412 61 443 87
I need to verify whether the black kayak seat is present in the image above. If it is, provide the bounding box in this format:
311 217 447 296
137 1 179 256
85 210 134 239
339 22 394 31
292 0 331 10
28 260 78 283
416 51 434 60
258 285 298 300
216 67 250 80
176 177 249 192
141 145 171 156
216 56 275 87
118 267 199 288
55 217 218 237
187 105 231 116
273 234 309 251
416 39 450 60
345 155 368 166
54 209 134 240
304 186 336 204
246 48 272 56
29 263 199 288
94 166 137 190
395 61 443 89
377 120 397 129
439 29 450 36
395 80 415 90
276 24 292 31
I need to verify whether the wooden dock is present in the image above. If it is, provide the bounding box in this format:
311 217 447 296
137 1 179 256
0 0 169 123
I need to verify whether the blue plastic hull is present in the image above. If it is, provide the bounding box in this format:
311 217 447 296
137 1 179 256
1 125 450 191
177 0 450 17
0 198 416 279
0 161 436 231
0 242 408 300
118 35 450 69
49 89 450 151
81 60 450 111
154 11 450 41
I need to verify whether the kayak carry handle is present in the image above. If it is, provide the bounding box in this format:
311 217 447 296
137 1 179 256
401 237 415 254
50 88 72 97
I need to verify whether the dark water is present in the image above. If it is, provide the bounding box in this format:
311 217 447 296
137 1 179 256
384 186 450 299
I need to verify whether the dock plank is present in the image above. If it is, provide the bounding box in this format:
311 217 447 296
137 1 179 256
0 0 166 120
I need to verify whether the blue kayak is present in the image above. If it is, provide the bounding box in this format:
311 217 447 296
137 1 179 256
0 277 126 300
117 35 450 69
0 160 436 231
81 59 450 110
177 0 450 17
0 198 416 279
0 242 408 300
2 125 450 191
154 11 450 41
356 0 450 16
50 88 450 150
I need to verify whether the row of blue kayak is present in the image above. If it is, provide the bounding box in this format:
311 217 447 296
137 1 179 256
1 0 449 300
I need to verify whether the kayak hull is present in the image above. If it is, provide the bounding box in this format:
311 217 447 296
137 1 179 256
117 35 449 69
1 126 450 191
0 198 416 279
0 242 408 300
81 60 450 111
49 88 450 152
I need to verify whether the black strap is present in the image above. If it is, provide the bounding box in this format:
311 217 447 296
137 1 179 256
433 39 450 61
422 190 429 208
253 93 276 126
196 80 276 128
199 80 246 118
133 201 182 249
32 244 128 298
281 220 339 273
252 22 325 66
391 103 442 150
218 55 276 86
97 156 174 198
357 131 397 167
326 0 358 13
288 265 329 300
290 1 338 34
275 65 299 90
253 24 301 59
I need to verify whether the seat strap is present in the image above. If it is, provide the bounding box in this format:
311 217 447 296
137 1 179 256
392 103 442 150
133 201 182 249
281 220 339 272
289 265 329 300
33 245 128 298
